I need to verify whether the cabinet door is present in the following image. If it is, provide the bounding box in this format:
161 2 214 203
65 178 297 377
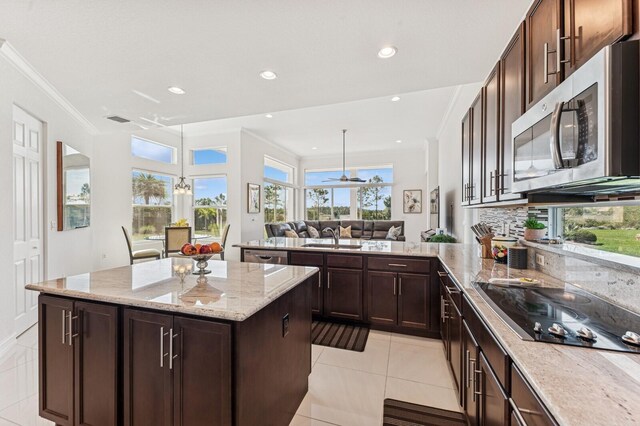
325 268 363 320
526 0 561 109
447 292 462 395
173 317 232 426
461 111 472 205
440 280 449 357
462 321 479 426
74 302 119 426
290 252 324 315
123 309 173 426
367 271 397 325
483 63 500 203
470 90 483 205
563 0 632 77
478 352 509 426
39 295 74 426
499 23 525 201
398 273 429 330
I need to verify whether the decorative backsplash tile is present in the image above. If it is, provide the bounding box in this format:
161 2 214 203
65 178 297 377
478 207 549 238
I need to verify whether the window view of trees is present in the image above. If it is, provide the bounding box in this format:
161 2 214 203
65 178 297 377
306 188 330 220
560 206 640 258
264 183 293 223
193 177 227 237
358 175 391 220
131 171 172 239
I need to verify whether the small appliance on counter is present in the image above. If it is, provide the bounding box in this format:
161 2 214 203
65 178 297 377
491 235 518 263
507 246 528 269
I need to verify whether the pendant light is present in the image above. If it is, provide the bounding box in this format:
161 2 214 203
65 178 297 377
173 124 192 195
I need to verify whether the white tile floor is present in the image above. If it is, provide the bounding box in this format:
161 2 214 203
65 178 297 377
0 326 458 426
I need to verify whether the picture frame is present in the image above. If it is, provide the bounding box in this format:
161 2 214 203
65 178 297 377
403 189 422 214
247 183 261 213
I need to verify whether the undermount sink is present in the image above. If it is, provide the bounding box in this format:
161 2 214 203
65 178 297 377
301 243 363 250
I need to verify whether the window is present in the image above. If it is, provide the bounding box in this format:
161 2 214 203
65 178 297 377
131 137 175 164
264 156 296 223
193 177 227 237
132 171 173 239
553 205 640 259
304 166 392 220
192 148 227 165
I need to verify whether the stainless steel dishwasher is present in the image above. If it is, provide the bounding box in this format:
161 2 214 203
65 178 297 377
243 249 289 265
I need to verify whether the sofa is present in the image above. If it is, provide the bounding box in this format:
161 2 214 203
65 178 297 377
265 220 405 241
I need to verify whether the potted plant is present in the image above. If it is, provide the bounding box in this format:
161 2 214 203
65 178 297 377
523 217 546 241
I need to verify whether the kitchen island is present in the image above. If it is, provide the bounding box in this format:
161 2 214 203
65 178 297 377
235 238 640 426
26 257 317 426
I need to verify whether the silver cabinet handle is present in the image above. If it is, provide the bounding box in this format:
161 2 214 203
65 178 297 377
160 327 169 368
327 272 330 289
441 298 449 322
557 28 570 71
61 310 66 345
473 366 482 401
466 350 471 389
318 274 322 288
388 263 407 267
509 398 528 426
399 277 402 295
393 276 397 295
544 41 556 84
169 329 178 370
489 170 494 195
437 271 448 278
68 312 78 346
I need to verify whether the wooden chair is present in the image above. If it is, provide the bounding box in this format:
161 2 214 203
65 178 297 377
215 224 230 261
165 226 192 258
121 226 162 265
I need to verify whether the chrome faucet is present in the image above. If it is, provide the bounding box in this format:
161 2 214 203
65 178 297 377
323 227 340 245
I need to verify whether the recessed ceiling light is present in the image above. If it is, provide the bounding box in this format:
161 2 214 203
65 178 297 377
168 86 185 95
391 96 400 102
312 147 318 150
395 140 402 144
377 46 397 59
259 70 278 80
265 114 273 118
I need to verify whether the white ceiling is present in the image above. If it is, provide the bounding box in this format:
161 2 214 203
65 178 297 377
183 84 468 157
1 0 531 134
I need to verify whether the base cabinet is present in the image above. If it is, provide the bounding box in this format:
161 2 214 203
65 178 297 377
462 320 479 425
123 309 232 426
325 268 363 321
367 272 429 330
39 295 119 426
478 352 509 426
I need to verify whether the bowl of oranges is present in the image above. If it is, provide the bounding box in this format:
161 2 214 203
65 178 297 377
180 242 223 274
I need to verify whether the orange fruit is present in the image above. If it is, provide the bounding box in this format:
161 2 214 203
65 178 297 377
210 242 222 253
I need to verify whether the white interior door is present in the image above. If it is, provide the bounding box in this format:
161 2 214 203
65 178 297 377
13 105 44 335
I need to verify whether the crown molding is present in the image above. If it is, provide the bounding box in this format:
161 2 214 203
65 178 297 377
0 40 99 135
240 128 302 161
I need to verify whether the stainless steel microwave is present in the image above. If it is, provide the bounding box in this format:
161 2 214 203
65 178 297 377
511 40 640 196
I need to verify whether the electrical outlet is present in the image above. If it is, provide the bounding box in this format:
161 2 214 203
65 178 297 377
536 254 545 266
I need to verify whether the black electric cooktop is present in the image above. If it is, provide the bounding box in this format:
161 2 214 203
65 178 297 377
473 281 640 354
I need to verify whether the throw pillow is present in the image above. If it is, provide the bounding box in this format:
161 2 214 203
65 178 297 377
339 225 352 238
284 230 299 238
308 226 320 238
386 225 402 240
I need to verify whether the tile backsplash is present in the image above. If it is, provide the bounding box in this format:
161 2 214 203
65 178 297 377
478 207 549 238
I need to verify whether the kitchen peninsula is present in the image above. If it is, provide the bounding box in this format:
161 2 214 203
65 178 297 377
26 258 317 426
235 238 640 426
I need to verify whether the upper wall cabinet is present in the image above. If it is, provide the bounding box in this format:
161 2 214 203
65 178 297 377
562 0 633 77
469 91 484 206
499 23 526 201
525 0 561 110
482 63 500 204
461 112 472 206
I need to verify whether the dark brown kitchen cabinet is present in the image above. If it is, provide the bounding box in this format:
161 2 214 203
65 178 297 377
462 320 479 426
499 23 526 201
39 295 119 426
526 0 561 109
325 268 363 321
123 309 232 426
398 273 429 329
290 252 324 315
478 352 509 426
462 111 472 205
511 365 558 426
482 63 500 203
470 90 483 205
367 271 397 326
563 0 632 77
368 271 429 330
439 270 462 396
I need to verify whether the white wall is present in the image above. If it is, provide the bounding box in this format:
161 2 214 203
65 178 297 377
0 52 95 349
299 149 428 242
435 83 482 242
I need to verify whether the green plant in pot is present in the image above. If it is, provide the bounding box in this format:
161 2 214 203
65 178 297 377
428 234 457 243
523 217 546 241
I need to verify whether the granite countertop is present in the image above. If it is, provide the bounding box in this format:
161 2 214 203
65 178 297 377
237 238 640 426
26 258 318 321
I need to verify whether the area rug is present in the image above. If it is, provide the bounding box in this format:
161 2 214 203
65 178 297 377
383 399 466 426
311 320 369 352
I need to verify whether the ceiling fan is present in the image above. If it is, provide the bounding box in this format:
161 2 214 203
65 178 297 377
323 129 366 183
